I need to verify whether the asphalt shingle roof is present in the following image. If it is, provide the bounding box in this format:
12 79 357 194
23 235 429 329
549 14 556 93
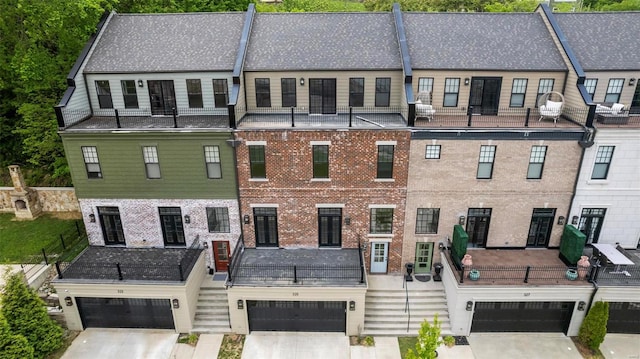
554 13 640 71
244 13 402 71
84 12 245 73
403 13 567 71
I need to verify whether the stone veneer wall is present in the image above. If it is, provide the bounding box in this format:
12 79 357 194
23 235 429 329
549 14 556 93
0 187 79 213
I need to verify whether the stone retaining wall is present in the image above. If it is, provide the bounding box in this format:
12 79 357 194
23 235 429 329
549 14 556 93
0 187 79 213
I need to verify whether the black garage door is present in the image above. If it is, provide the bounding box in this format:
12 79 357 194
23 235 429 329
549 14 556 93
247 300 345 332
608 302 640 333
77 297 175 329
472 301 574 333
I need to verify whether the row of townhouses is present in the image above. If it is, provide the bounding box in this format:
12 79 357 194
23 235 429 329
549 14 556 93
48 4 639 336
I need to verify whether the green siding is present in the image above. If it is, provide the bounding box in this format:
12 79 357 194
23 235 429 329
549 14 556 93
62 131 237 199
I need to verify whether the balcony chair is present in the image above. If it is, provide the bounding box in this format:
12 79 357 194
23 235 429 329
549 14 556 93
537 91 565 124
415 91 436 121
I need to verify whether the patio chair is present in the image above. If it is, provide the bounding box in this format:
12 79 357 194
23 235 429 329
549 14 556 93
538 91 565 124
415 91 436 121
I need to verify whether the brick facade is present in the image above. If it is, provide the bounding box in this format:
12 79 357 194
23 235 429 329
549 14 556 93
235 129 410 273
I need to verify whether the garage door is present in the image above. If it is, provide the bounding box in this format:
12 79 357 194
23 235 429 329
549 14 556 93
77 297 175 329
247 300 345 332
472 301 574 333
608 302 640 334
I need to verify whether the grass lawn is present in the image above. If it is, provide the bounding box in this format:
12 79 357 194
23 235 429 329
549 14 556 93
398 337 418 359
0 213 82 263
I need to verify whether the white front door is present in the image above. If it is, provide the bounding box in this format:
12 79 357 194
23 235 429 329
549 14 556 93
370 242 388 273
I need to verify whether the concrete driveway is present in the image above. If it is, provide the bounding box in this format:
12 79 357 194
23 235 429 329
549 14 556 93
241 332 350 359
468 333 582 359
61 328 177 359
601 334 640 359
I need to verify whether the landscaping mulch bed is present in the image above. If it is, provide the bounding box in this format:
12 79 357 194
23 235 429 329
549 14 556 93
349 336 375 346
217 334 245 359
570 337 605 359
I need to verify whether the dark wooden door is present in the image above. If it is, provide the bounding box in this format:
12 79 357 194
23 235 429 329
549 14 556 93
148 80 176 115
213 241 230 271
309 79 336 114
469 77 501 115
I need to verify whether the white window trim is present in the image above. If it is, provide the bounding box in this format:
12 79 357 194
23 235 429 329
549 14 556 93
249 203 279 208
248 178 269 182
368 204 397 209
366 235 393 241
310 178 331 182
246 141 267 146
310 141 331 146
374 178 395 182
376 141 397 146
316 204 345 208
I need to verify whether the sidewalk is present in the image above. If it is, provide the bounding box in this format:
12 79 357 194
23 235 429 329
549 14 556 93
169 334 224 359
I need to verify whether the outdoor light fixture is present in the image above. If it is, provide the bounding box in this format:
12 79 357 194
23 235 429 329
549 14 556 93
557 216 565 225
137 79 144 87
464 78 470 86
237 300 244 310
438 242 445 250
466 301 473 311
202 241 209 249
172 299 180 309
344 216 351 225
349 301 356 311
572 216 579 225
300 78 305 86
88 214 96 223
243 215 250 224
361 241 368 251
629 78 636 86
458 215 466 225
578 301 587 311
184 215 190 224
64 297 73 306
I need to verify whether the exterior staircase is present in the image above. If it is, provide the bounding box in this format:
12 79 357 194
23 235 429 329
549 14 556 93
190 286 232 334
362 284 451 336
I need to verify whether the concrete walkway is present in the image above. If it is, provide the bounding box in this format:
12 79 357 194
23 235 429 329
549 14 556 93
169 334 223 359
601 334 640 359
468 333 582 359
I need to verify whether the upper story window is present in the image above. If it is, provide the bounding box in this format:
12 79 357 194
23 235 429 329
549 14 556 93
416 208 440 234
536 79 555 105
95 80 113 109
207 207 230 233
376 144 394 179
142 146 161 179
591 146 615 180
248 145 266 179
281 78 297 108
477 145 496 179
349 78 364 107
255 78 271 107
204 145 221 179
444 78 460 107
375 78 391 107
510 79 528 107
81 146 102 179
527 145 547 179
584 78 598 101
312 145 329 179
418 77 434 95
213 79 229 108
186 79 203 108
370 208 393 234
425 145 441 159
121 80 138 109
605 79 624 103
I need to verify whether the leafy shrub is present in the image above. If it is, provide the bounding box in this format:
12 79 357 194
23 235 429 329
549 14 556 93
1 273 63 358
578 301 609 351
406 315 442 359
443 335 455 347
0 315 35 359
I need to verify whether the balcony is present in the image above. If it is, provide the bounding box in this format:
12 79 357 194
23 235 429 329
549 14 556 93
236 106 408 129
414 106 588 129
227 238 366 287
57 107 230 131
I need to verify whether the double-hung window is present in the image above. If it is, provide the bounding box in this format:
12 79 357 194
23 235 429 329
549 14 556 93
527 145 547 179
206 207 230 233
510 79 528 107
591 146 614 180
418 77 434 95
186 79 203 108
143 146 161 179
349 78 364 107
536 79 555 105
255 78 271 107
375 78 391 107
248 145 266 179
425 145 441 159
477 145 496 179
81 146 102 179
370 208 393 234
312 145 329 179
213 79 229 108
584 78 598 101
416 208 440 234
95 80 113 109
444 78 460 107
204 145 222 179
121 80 138 109
281 78 297 108
605 79 624 103
376 144 394 179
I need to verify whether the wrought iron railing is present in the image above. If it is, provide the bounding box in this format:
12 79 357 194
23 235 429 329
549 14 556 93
227 235 245 285
230 263 363 284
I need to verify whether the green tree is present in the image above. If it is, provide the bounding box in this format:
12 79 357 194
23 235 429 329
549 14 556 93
1 272 63 359
599 0 640 10
0 315 35 359
578 301 609 351
484 0 538 12
406 315 442 359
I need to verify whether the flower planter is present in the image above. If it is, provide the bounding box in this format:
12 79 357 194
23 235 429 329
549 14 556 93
469 269 480 281
566 269 578 281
